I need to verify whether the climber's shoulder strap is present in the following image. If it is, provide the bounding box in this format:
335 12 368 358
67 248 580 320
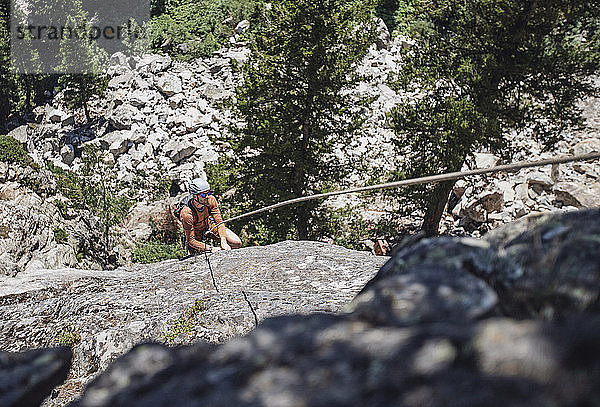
174 194 196 221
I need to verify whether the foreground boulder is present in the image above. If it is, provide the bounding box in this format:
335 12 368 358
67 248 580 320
0 347 71 407
73 314 600 407
67 209 600 407
482 209 600 318
2 209 600 406
359 209 600 320
348 264 498 326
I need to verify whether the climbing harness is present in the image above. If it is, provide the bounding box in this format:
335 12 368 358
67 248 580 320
178 230 220 293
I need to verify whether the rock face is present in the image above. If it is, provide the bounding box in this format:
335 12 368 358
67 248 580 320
482 209 600 318
72 315 600 407
4 32 599 267
438 85 600 237
2 210 598 407
64 209 600 407
0 241 386 405
0 163 83 276
348 263 498 326
363 209 600 320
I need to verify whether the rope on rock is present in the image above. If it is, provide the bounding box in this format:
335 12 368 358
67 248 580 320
242 290 259 327
224 151 600 223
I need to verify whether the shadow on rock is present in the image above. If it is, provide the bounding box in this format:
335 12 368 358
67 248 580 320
358 209 600 320
0 347 72 407
71 314 600 406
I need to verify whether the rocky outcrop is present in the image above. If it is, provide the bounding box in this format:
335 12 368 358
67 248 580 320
72 315 600 407
440 92 600 236
2 209 599 407
0 241 386 405
4 33 599 269
482 209 600 318
11 33 409 203
361 209 600 320
0 163 94 275
61 209 599 407
348 263 498 326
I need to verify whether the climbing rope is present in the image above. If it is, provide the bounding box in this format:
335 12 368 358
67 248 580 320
203 235 220 293
223 152 600 223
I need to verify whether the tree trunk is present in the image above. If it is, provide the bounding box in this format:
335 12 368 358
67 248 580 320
293 120 311 240
25 76 31 108
296 206 309 240
421 179 456 237
0 99 8 132
83 101 90 123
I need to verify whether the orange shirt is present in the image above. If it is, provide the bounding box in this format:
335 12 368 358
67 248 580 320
180 195 227 251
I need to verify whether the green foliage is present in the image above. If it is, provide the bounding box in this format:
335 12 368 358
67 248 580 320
79 145 132 254
0 0 108 130
53 227 69 244
393 0 416 34
376 0 398 32
54 0 109 122
49 163 83 202
312 205 373 251
58 74 108 122
162 298 205 344
54 325 81 347
0 224 10 238
131 167 173 202
0 1 19 131
132 240 186 263
0 135 34 166
148 0 260 61
224 0 377 243
204 158 241 219
388 0 600 235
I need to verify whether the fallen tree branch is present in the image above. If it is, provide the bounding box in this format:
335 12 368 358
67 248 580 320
224 152 600 223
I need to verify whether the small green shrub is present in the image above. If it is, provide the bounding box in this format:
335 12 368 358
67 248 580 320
163 298 205 344
0 135 34 167
148 0 261 61
47 162 84 203
53 227 69 244
55 326 81 347
132 240 186 264
48 146 133 266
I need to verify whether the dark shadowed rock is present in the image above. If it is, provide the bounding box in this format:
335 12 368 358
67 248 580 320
347 265 497 326
361 209 600 320
0 347 72 407
481 209 600 318
4 210 600 406
71 314 600 407
365 237 517 287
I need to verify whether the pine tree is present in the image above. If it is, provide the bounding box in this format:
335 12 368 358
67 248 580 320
226 0 376 242
389 0 600 236
58 73 107 122
56 1 108 122
0 0 18 131
376 0 398 32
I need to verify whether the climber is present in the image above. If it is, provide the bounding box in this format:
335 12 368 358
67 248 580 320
175 177 242 253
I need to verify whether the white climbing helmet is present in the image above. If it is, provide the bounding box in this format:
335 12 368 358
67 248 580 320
189 177 210 194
